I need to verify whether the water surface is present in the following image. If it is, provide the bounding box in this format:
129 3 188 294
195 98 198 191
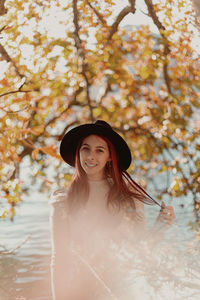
0 190 199 300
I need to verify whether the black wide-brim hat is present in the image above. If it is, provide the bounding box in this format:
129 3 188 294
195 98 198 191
60 120 132 170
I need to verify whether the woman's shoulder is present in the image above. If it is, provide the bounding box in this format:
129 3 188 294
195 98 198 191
49 188 68 206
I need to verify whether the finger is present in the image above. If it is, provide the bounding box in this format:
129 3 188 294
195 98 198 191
164 214 175 225
160 202 166 212
166 207 175 219
163 206 175 217
163 211 175 219
161 209 175 223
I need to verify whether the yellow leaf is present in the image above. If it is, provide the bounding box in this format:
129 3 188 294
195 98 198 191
170 178 181 192
160 165 168 172
0 210 8 219
64 173 72 181
139 66 150 79
93 107 102 118
161 136 171 146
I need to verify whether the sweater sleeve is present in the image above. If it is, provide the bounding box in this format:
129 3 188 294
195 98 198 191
49 189 72 300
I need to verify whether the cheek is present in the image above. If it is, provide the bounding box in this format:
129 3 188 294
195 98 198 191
79 152 84 165
100 154 110 165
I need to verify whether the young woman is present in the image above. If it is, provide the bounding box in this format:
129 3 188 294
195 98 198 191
49 120 175 300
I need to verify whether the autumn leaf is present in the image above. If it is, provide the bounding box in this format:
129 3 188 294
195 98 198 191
28 125 45 135
32 148 40 160
139 66 150 79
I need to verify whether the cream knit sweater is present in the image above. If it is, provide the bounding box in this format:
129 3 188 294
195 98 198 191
49 179 146 300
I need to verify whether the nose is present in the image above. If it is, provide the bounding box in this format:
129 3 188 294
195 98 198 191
87 150 95 161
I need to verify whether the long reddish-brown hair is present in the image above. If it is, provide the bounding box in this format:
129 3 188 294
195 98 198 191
66 134 158 211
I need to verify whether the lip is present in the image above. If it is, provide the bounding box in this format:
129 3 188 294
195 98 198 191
85 162 97 167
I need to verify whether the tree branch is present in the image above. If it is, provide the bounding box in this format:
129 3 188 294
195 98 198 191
55 120 80 140
18 87 85 162
86 0 106 24
0 0 7 16
72 0 94 121
144 0 172 95
0 105 29 114
128 0 136 11
108 4 136 41
72 0 82 51
163 61 172 94
144 0 166 31
99 81 112 105
120 124 195 197
45 88 84 129
0 235 31 254
0 43 12 61
0 25 6 34
0 44 24 78
0 80 30 98
143 0 170 52
0 89 30 98
192 0 200 17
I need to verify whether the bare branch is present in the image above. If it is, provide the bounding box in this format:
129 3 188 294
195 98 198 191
108 5 136 41
192 0 200 17
163 61 172 94
0 44 24 78
0 0 7 16
144 0 170 54
72 0 94 121
144 0 172 96
86 0 106 24
72 0 82 51
0 25 6 34
0 105 29 114
56 120 80 140
99 81 111 105
0 43 11 61
0 235 31 254
19 144 32 159
119 124 195 196
144 0 165 31
21 139 35 149
138 8 149 17
0 89 31 98
81 71 94 120
0 80 31 98
128 0 136 11
45 88 84 128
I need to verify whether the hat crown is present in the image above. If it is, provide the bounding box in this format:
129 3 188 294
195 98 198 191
60 119 131 170
94 120 112 130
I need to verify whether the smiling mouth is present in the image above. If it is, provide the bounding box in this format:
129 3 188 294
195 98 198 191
85 162 97 167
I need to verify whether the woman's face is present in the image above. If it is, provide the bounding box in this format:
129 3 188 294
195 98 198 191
79 135 111 181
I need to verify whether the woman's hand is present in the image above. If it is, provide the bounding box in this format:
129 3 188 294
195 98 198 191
156 202 175 227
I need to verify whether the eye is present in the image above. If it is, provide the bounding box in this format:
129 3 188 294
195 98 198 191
81 146 89 151
97 149 104 153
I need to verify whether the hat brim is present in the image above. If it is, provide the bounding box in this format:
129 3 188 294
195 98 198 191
60 123 131 170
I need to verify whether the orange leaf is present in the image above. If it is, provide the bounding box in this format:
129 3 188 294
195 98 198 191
29 125 45 135
40 146 61 159
32 148 40 159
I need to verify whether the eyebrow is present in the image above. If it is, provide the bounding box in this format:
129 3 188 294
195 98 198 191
82 143 106 149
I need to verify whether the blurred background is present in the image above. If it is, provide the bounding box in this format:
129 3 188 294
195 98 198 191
0 0 200 299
